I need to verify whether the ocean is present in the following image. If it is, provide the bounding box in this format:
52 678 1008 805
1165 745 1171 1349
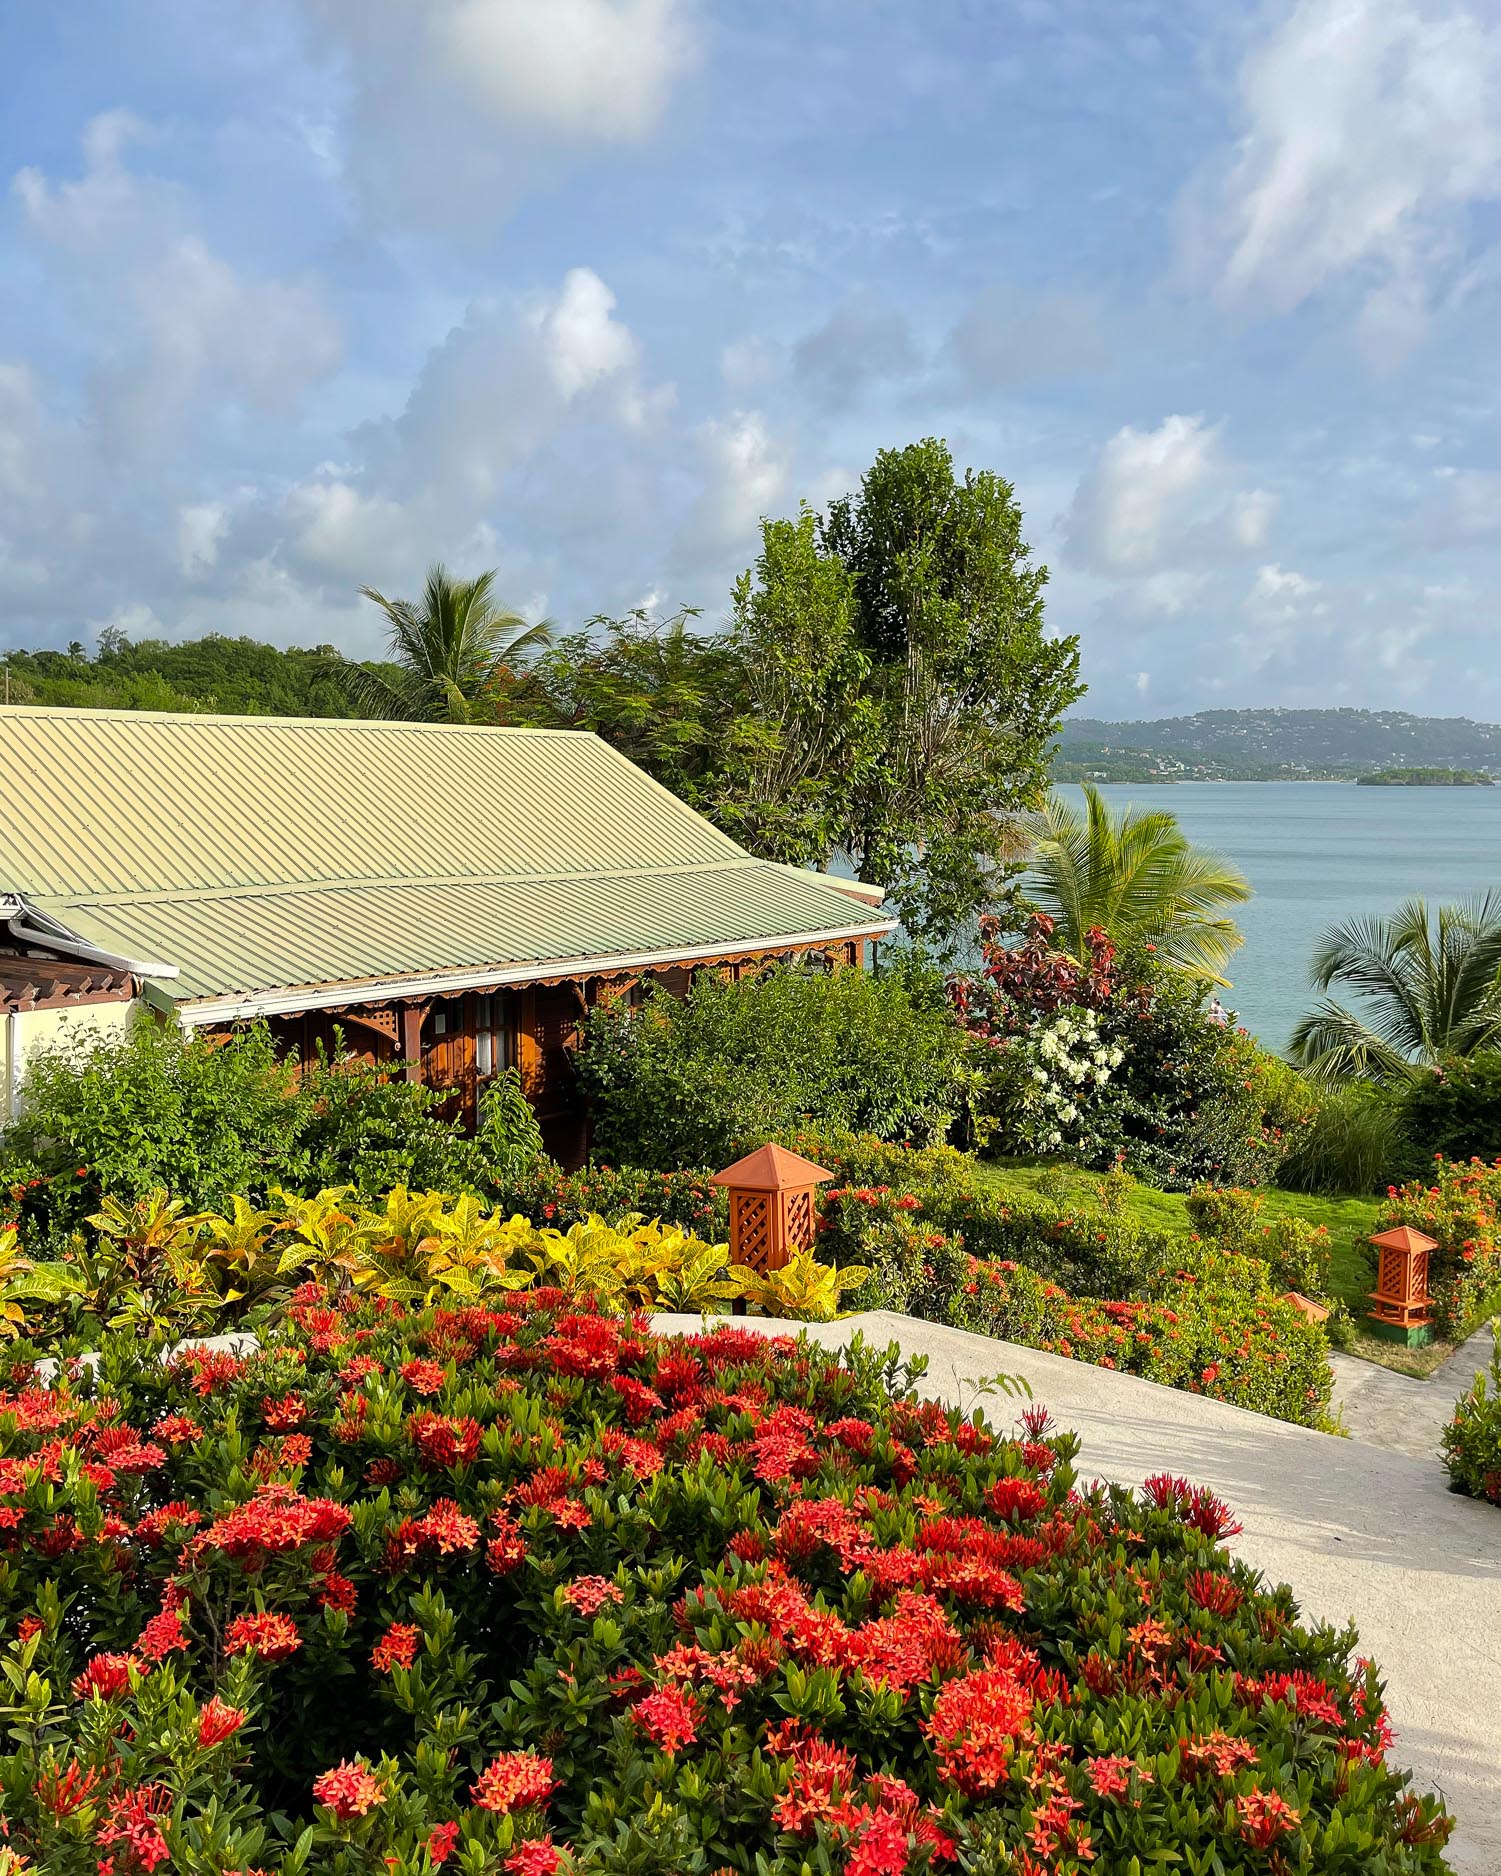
1056 782 1501 1052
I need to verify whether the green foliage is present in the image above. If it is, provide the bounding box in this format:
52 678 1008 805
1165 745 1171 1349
819 438 1084 940
1277 1083 1409 1195
491 1161 729 1238
712 504 878 865
1443 1323 1501 1506
1291 893 1501 1084
577 965 967 1169
0 1021 499 1245
0 630 359 716
474 1068 547 1183
1025 783 1251 981
322 564 551 722
1186 1187 1334 1299
2 1017 311 1240
802 1132 1336 1424
1400 1052 1501 1164
1089 967 1307 1189
511 606 740 809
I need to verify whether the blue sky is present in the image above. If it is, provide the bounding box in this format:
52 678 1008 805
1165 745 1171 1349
2 0 1500 718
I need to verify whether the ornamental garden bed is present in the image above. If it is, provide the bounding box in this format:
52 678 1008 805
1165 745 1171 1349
0 1289 1455 1875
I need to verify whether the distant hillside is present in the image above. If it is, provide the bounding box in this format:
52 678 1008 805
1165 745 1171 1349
1057 708 1501 777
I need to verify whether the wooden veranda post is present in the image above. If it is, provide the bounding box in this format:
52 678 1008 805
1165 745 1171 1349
711 1144 833 1274
1367 1224 1439 1347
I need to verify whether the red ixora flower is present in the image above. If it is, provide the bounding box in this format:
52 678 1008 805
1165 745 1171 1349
96 1783 172 1872
926 1668 1033 1796
426 1822 460 1865
506 1840 563 1876
1236 1788 1301 1849
401 1357 448 1397
197 1696 247 1749
72 1652 138 1701
372 1622 421 1673
313 1758 387 1821
562 1575 622 1616
471 1750 558 1814
225 1611 302 1661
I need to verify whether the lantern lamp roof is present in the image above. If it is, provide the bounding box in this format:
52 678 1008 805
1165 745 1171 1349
1369 1224 1440 1253
711 1143 834 1191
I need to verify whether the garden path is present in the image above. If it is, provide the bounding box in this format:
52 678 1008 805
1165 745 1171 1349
653 1310 1501 1876
1331 1323 1497 1460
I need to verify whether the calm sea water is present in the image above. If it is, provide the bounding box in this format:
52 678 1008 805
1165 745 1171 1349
1056 783 1501 1052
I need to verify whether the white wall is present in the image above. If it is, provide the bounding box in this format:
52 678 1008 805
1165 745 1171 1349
2 998 141 1124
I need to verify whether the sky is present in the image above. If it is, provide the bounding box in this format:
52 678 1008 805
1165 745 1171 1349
2 0 1500 719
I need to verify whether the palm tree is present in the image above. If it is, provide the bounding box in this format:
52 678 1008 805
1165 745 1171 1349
1025 783 1251 982
325 565 551 723
1289 895 1501 1083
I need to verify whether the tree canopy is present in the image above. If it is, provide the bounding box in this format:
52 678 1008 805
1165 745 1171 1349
1289 895 1501 1083
1024 783 1251 984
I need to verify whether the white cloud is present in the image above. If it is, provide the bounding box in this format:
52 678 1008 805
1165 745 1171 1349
298 0 698 227
1064 414 1221 574
1245 562 1327 622
1182 0 1501 365
435 0 696 143
684 410 789 553
14 115 342 444
177 502 230 576
1229 488 1276 549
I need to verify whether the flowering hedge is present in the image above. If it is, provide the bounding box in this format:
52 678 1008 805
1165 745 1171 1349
0 1293 1451 1874
1442 1324 1501 1508
815 1180 1334 1427
1378 1157 1501 1337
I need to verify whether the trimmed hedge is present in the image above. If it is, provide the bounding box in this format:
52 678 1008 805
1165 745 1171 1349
0 1293 1451 1873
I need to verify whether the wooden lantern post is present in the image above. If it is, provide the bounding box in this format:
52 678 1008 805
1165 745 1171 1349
711 1143 833 1274
1367 1224 1439 1347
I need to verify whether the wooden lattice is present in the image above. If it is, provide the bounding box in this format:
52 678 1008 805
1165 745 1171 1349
785 1190 814 1252
731 1193 772 1272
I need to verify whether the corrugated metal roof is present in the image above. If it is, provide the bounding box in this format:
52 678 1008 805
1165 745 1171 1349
1 706 891 1005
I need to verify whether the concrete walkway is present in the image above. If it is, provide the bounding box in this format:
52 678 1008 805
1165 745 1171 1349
1332 1322 1496 1459
654 1310 1501 1876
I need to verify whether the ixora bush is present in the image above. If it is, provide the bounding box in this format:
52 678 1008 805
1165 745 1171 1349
951 920 1316 1190
1442 1324 1501 1507
577 965 967 1171
796 1137 1336 1428
0 1296 1452 1875
1377 1158 1501 1339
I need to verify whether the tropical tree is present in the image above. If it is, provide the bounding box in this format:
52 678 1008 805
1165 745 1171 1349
1289 894 1501 1083
324 565 550 723
1025 783 1250 982
817 439 1084 941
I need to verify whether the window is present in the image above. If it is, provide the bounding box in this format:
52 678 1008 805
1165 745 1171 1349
475 992 511 1078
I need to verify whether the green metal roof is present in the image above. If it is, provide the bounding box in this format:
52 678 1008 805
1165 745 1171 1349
0 706 892 1008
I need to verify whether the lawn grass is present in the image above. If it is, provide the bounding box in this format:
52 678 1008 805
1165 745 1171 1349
966 1158 1419 1370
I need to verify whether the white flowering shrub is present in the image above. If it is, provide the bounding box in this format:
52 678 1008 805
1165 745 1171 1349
995 1005 1124 1157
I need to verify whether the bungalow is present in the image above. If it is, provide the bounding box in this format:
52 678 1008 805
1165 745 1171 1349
0 706 893 1156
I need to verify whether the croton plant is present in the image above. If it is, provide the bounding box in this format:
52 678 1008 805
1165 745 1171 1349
0 1289 1453 1875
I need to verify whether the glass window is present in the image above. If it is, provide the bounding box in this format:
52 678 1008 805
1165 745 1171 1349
475 991 510 1079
